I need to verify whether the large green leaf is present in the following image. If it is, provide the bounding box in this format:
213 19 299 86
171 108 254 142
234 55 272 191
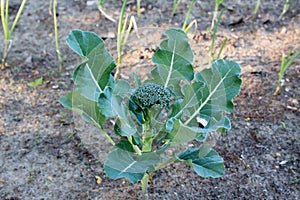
104 145 160 184
59 90 105 128
183 59 242 129
66 30 116 101
178 144 224 178
151 28 194 94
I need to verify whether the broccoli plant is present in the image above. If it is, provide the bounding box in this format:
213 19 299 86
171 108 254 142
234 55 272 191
59 28 242 198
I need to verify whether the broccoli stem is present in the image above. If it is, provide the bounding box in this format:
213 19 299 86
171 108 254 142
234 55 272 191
127 136 142 155
141 173 149 199
142 120 153 152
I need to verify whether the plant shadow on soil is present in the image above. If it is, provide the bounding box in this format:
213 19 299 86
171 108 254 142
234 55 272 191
0 0 299 199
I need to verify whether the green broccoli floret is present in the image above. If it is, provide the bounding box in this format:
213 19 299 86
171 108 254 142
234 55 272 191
130 83 171 109
129 83 172 124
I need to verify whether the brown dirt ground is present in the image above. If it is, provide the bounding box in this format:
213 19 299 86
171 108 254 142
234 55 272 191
0 0 300 199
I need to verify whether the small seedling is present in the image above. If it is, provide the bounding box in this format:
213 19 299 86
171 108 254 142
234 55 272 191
274 49 300 95
0 0 27 67
281 121 286 130
28 77 43 87
60 28 241 198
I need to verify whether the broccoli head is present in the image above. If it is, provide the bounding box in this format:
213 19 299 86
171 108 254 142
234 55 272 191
130 83 171 109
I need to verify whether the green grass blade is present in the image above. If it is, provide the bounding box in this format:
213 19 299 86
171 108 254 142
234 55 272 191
9 0 26 38
53 0 63 74
253 0 260 15
171 0 180 18
5 0 8 25
182 0 195 32
183 19 197 33
274 50 300 95
117 0 127 61
283 50 300 71
1 0 9 39
137 0 141 17
210 8 225 64
217 37 228 59
279 0 289 19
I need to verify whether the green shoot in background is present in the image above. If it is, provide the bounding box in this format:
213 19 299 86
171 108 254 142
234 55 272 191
97 0 116 23
182 0 196 33
171 0 181 18
274 49 300 95
0 0 26 67
252 0 260 22
51 0 63 74
279 0 289 19
137 0 141 17
115 0 138 80
210 0 223 32
209 8 227 64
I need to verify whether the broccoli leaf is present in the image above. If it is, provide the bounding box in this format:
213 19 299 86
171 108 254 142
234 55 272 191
151 28 194 95
183 60 242 129
104 145 160 184
165 118 206 146
59 90 105 128
72 63 102 102
178 144 224 178
66 30 116 101
98 80 137 136
98 80 130 117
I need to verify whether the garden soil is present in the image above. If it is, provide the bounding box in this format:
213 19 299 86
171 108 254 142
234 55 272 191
0 0 300 199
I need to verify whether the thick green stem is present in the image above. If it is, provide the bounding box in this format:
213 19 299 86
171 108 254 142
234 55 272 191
141 173 149 200
142 121 153 152
128 136 142 155
155 156 178 171
100 128 115 146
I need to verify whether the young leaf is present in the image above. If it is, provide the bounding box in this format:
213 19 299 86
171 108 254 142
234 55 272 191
27 77 43 87
166 118 205 146
66 30 116 100
98 80 130 117
151 28 194 94
98 80 137 136
104 146 160 183
178 144 224 178
59 90 105 128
